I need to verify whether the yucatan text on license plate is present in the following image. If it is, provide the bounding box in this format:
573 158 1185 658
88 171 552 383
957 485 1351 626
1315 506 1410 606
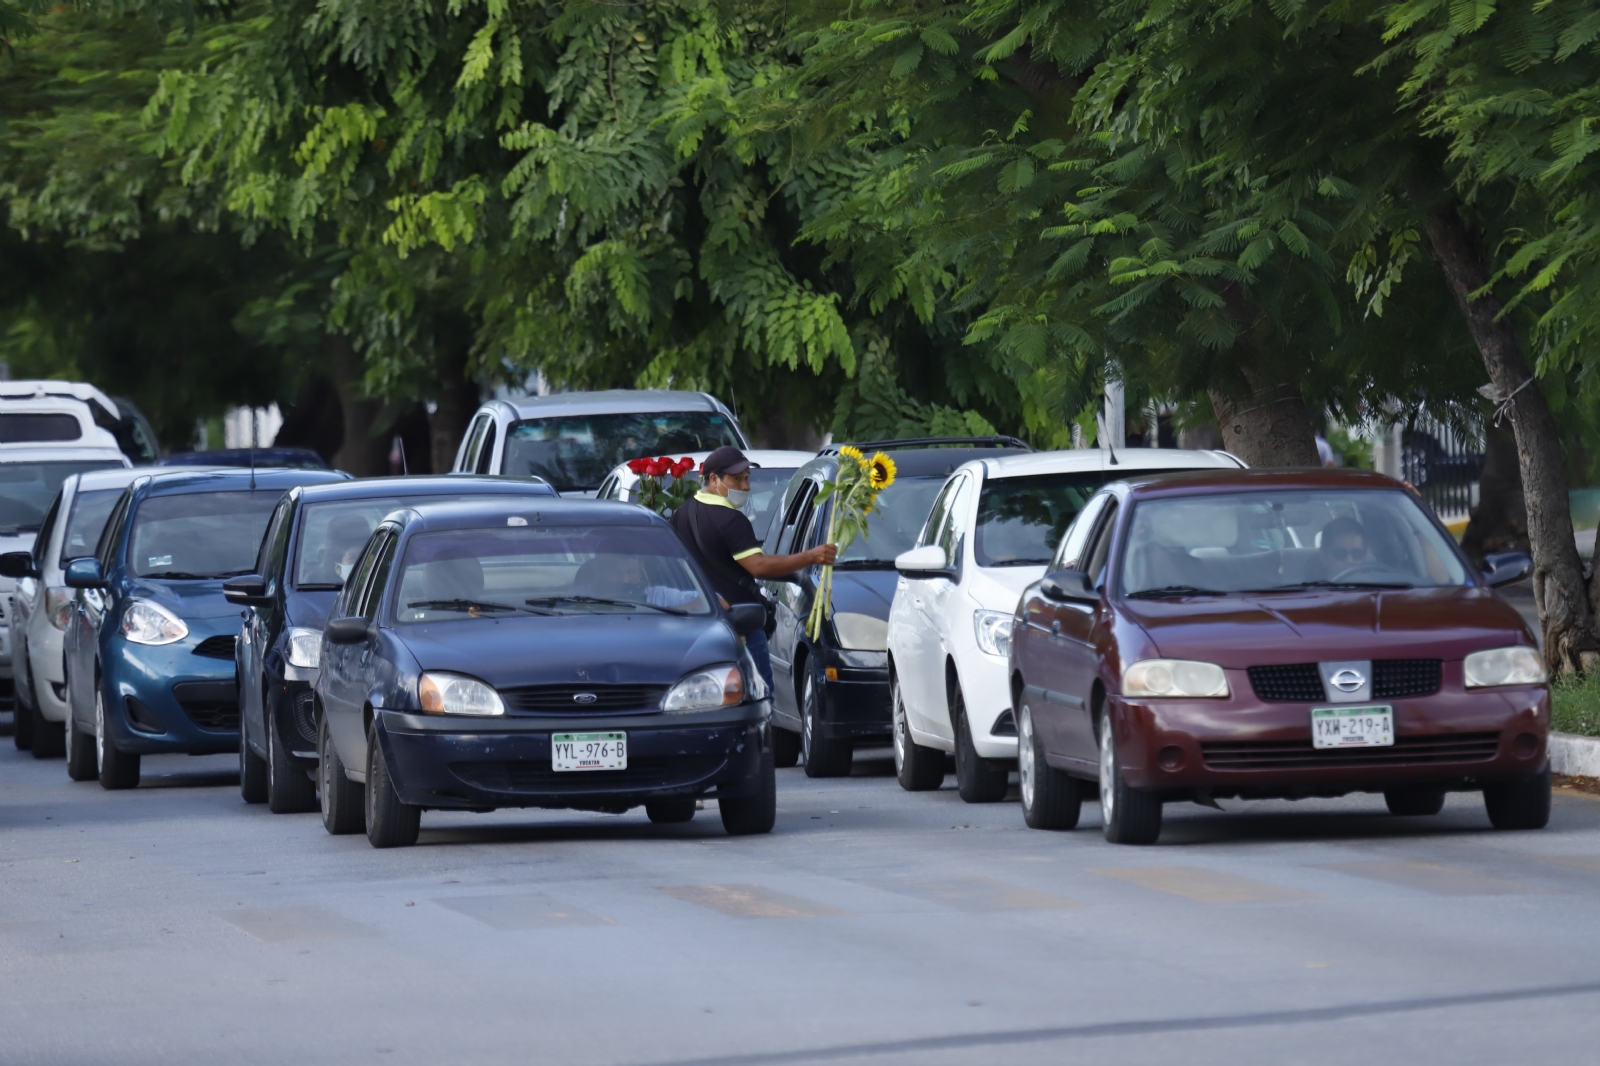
552 732 627 771
1310 706 1394 749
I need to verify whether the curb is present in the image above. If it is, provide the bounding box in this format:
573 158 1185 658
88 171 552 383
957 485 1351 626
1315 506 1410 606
1550 732 1600 777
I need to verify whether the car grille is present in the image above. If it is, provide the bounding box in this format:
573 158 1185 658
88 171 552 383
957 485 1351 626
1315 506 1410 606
1372 659 1441 699
450 756 725 794
172 680 238 732
192 635 236 660
1248 664 1325 702
498 684 668 714
1200 731 1502 771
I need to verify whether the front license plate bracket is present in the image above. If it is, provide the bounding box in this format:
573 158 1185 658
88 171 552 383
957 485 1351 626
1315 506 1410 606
1310 705 1394 749
552 731 627 771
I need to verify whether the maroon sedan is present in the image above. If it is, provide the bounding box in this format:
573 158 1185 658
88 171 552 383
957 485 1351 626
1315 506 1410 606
1008 468 1548 844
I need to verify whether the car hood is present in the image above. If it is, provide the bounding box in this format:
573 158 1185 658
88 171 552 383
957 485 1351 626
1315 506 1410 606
394 613 740 688
127 579 242 621
966 564 1046 612
829 568 898 621
286 589 338 631
1122 586 1532 666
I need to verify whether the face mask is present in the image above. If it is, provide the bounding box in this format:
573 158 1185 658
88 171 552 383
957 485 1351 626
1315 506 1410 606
336 562 353 581
726 488 750 508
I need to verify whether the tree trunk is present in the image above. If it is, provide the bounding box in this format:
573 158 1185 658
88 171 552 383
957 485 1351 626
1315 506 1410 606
1421 206 1597 673
430 338 479 475
1459 418 1528 568
326 335 390 477
1208 373 1320 467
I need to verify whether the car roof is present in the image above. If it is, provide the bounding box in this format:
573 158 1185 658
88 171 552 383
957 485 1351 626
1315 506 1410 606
0 380 119 422
495 390 728 419
157 447 326 468
801 446 1032 481
75 467 146 492
295 475 558 505
0 448 128 465
1113 467 1402 498
136 467 350 497
394 498 661 532
978 447 1245 479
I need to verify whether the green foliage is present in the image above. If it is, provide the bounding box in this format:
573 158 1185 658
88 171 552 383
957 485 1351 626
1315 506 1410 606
1553 671 1600 737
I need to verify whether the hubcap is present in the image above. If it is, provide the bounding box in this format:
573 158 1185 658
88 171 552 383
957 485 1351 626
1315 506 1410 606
1018 706 1036 810
1099 719 1115 821
802 676 814 762
94 691 105 773
266 718 276 794
892 686 907 773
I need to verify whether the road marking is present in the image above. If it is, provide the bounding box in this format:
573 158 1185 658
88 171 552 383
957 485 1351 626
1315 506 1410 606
217 906 378 942
1091 866 1316 903
1320 861 1540 895
657 884 846 918
875 877 1080 912
433 893 614 930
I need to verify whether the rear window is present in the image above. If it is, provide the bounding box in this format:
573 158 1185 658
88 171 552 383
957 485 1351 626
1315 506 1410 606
502 412 741 492
0 413 83 443
0 460 123 535
128 490 284 579
60 488 122 566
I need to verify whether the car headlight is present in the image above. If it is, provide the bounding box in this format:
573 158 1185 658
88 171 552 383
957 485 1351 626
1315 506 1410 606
45 587 75 631
121 599 188 646
1123 659 1230 698
285 627 322 670
973 609 1013 657
1464 646 1547 688
418 672 505 716
662 664 743 713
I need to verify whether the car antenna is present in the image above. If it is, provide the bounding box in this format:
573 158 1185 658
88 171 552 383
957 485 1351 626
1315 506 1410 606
399 436 409 475
249 408 257 488
1098 411 1120 466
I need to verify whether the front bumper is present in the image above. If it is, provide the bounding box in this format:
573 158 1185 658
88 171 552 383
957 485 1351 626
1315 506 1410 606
105 636 237 755
962 650 1020 761
818 648 890 741
1111 677 1549 799
375 699 773 811
26 621 69 723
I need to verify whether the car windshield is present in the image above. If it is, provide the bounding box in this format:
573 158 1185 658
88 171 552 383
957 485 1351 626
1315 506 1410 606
975 472 1105 567
60 488 122 566
502 413 741 491
1119 489 1469 597
833 476 947 567
0 460 123 536
745 467 796 540
294 494 513 588
129 490 285 579
394 525 711 622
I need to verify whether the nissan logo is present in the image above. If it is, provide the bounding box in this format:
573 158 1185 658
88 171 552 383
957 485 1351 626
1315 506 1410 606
1330 669 1366 693
573 693 598 705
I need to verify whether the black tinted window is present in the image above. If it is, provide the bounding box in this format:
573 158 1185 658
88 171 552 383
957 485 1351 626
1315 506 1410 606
502 412 741 491
0 413 82 443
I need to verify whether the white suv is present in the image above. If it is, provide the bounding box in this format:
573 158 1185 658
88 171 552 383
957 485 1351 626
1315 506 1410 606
886 448 1244 802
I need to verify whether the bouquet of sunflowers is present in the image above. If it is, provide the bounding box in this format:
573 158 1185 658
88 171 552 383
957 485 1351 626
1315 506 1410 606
627 456 699 517
806 446 896 641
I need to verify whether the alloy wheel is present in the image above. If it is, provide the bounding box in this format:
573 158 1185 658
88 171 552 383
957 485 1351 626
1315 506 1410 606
892 687 908 776
1018 706 1037 812
94 690 105 774
1098 718 1116 822
801 675 814 764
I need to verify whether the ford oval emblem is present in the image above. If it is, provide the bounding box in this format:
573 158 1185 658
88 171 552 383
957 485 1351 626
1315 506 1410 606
1330 669 1365 693
573 692 598 705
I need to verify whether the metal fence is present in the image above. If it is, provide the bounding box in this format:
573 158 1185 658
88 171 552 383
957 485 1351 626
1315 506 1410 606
1401 414 1484 522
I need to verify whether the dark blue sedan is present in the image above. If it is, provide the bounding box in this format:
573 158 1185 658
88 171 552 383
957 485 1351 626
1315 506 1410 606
62 467 347 789
314 498 775 847
225 475 557 813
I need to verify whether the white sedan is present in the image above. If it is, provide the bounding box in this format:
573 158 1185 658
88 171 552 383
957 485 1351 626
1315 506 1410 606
595 449 817 540
886 447 1245 802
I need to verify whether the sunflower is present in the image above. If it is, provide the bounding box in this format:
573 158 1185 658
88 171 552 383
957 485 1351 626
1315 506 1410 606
837 444 865 464
868 452 896 490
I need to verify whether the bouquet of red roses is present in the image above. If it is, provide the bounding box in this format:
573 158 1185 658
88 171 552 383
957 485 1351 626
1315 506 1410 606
625 456 699 517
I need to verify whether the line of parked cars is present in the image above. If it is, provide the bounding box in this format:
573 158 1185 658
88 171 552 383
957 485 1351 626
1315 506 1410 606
0 386 1555 849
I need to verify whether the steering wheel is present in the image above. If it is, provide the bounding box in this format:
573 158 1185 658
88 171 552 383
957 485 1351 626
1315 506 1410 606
1330 560 1397 583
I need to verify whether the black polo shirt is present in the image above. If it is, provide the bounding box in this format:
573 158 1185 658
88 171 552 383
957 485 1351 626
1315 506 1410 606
672 492 765 606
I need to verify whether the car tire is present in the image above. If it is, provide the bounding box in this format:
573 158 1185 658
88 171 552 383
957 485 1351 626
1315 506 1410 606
95 686 140 791
1019 703 1081 830
953 688 1007 803
30 687 64 758
801 669 852 778
772 727 801 768
66 712 96 782
1483 766 1551 830
318 712 365 836
12 684 32 750
267 709 318 814
365 721 420 849
893 676 944 792
646 799 696 824
239 702 267 805
1099 713 1161 844
1385 788 1446 816
720 748 776 836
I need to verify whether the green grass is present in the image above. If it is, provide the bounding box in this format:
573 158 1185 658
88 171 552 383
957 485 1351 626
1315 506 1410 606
1552 673 1600 737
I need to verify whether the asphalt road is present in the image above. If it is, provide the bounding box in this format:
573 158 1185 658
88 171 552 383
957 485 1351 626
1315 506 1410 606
3 744 1600 1066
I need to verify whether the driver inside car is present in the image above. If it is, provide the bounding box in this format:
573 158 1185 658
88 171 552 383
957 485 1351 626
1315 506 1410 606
1318 517 1368 578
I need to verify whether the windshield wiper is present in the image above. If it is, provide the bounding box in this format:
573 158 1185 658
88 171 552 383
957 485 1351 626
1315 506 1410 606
524 595 689 616
406 598 519 613
1246 581 1414 592
145 571 223 580
1125 585 1226 600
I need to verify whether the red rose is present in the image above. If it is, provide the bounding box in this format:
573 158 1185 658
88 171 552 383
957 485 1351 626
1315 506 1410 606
644 457 669 477
672 458 695 478
626 458 651 475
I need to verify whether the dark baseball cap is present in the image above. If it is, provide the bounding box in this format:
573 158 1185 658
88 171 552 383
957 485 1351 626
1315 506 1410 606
702 446 759 477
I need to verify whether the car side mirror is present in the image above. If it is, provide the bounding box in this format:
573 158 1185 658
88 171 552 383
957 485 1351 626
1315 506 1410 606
1040 569 1098 604
64 557 107 590
222 574 272 607
895 544 954 579
0 551 39 580
324 617 372 644
1481 551 1532 588
727 602 767 637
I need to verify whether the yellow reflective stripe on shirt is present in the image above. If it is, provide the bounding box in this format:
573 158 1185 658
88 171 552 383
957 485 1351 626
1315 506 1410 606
732 547 764 561
694 491 739 510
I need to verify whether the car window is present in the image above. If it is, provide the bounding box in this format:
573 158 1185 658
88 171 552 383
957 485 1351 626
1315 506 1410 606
95 489 132 571
1053 492 1110 571
475 421 498 475
460 415 491 472
337 532 385 618
0 460 124 536
745 467 797 541
357 532 398 622
0 413 82 443
596 474 620 501
824 475 948 567
500 412 742 492
1082 500 1120 588
258 498 295 583
774 480 818 556
60 488 121 567
292 494 513 589
394 525 711 622
128 490 285 579
1118 488 1470 596
918 478 961 549
975 471 1108 567
935 475 971 563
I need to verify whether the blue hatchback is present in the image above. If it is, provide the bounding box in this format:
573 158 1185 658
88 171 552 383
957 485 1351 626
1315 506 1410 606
63 467 346 789
314 498 775 847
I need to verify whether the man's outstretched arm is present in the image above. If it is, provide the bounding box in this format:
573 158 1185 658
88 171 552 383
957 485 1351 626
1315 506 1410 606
739 543 836 579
